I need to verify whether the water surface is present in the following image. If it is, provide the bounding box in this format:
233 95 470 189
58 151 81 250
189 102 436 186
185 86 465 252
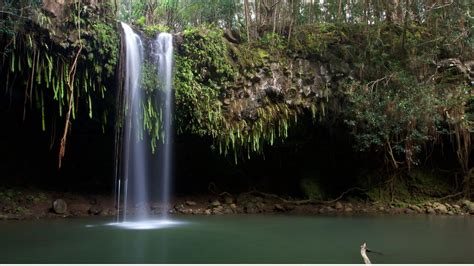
0 215 473 263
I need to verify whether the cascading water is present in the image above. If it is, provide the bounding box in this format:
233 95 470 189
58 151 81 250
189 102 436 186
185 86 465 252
153 33 174 219
118 22 148 222
113 23 181 229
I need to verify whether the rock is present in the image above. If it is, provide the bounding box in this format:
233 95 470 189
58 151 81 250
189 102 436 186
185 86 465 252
204 209 211 215
244 202 258 214
256 202 265 212
212 208 223 215
185 200 197 206
223 207 234 214
174 203 185 211
434 203 448 214
52 199 67 214
447 211 454 215
229 203 237 209
378 206 385 212
335 202 343 210
326 206 335 212
409 205 422 213
344 207 353 213
453 204 461 210
405 208 415 214
426 207 436 214
224 196 234 204
210 200 221 207
391 207 404 214
213 205 224 212
462 200 474 214
88 205 102 215
274 204 286 212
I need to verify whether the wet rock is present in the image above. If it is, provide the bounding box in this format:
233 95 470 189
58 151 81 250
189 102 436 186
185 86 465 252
52 199 67 214
88 205 102 215
344 207 353 213
405 208 415 214
204 209 211 215
185 200 197 206
229 203 237 210
447 211 454 216
274 204 286 212
452 204 461 210
335 202 343 210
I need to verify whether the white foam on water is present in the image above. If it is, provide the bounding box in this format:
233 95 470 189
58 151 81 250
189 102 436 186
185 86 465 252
105 219 186 230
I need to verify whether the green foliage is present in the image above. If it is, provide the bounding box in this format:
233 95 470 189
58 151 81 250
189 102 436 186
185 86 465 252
175 25 235 136
344 72 442 169
0 1 119 134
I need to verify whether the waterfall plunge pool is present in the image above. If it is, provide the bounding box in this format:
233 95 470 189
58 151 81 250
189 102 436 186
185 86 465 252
0 214 473 263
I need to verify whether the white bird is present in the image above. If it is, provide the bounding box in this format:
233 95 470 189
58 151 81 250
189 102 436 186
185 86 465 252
360 242 371 264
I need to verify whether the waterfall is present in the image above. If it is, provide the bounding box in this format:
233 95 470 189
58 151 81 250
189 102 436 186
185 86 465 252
114 23 177 229
154 33 174 219
118 22 148 222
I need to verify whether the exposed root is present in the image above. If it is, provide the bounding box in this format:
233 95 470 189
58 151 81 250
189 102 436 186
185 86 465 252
244 187 367 205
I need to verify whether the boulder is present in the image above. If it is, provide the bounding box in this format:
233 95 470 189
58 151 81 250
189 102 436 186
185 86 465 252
462 200 474 214
409 205 422 213
229 203 237 209
335 202 343 210
426 207 436 214
204 209 211 215
210 200 221 207
244 202 258 214
52 199 67 214
185 200 197 206
224 196 234 204
434 203 448 214
274 204 286 212
344 207 353 213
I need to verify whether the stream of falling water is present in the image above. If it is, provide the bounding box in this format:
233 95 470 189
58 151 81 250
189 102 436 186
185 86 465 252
112 22 179 229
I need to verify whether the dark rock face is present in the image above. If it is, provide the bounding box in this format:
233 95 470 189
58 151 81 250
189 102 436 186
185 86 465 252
220 58 339 124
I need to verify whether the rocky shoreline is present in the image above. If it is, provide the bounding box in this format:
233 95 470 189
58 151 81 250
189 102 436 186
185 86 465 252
1 188 474 220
